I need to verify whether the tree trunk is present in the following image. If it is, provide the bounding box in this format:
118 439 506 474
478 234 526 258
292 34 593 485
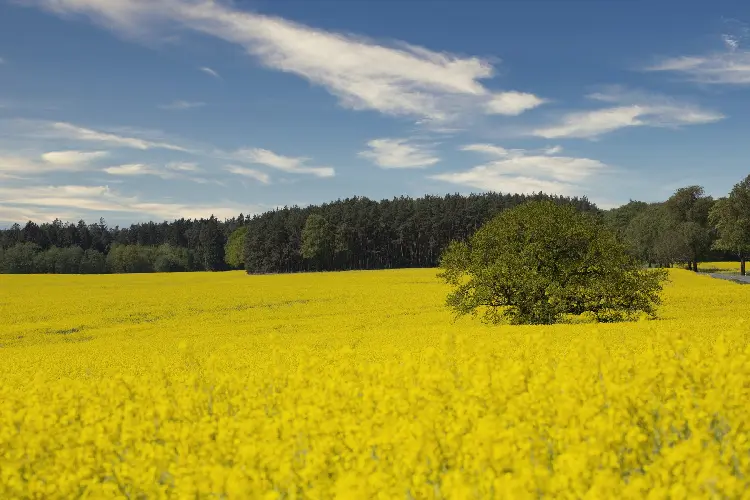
741 255 746 276
692 261 698 272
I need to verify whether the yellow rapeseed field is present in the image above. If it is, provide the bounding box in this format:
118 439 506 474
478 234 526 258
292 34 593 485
698 262 742 273
1 268 749 499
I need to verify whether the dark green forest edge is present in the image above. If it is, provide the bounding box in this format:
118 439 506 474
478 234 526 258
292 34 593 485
1 174 749 275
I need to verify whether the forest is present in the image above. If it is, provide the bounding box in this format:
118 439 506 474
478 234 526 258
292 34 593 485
1 175 748 275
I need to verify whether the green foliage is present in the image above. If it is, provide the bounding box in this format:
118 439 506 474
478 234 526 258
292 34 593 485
196 215 225 271
300 214 334 268
624 204 679 266
1 243 42 273
603 200 648 240
709 175 750 274
224 226 248 269
106 244 155 274
79 249 106 274
153 244 191 272
664 186 715 269
438 201 668 325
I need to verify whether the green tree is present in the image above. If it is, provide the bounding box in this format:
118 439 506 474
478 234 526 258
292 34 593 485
1 243 41 273
224 226 248 269
300 214 334 269
604 200 648 241
664 186 715 272
709 174 750 275
196 216 225 271
153 244 190 272
624 203 681 267
438 201 668 325
79 249 106 274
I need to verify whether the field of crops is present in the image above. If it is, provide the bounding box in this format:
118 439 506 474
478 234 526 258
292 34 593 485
698 262 743 274
1 268 750 498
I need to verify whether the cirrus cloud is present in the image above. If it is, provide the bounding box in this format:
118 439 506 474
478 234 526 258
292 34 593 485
359 138 440 168
24 0 545 124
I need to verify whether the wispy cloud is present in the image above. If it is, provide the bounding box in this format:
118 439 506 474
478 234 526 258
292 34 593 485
532 87 723 139
25 0 545 123
226 165 271 184
647 52 750 84
158 100 206 110
35 121 190 151
359 138 440 168
430 142 611 196
0 184 260 222
200 66 221 79
103 162 213 183
104 163 174 178
166 161 200 172
460 143 523 158
486 92 546 116
0 150 108 175
41 150 109 165
230 148 334 177
646 20 750 84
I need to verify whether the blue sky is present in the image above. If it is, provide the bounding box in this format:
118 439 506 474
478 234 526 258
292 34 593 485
1 0 750 227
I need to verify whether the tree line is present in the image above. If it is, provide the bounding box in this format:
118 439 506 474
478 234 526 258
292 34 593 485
1 174 748 276
0 192 594 274
605 175 750 275
0 215 235 274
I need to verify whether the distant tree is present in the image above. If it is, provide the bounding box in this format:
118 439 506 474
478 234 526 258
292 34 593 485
604 200 649 241
196 216 225 271
438 201 668 325
153 244 190 272
79 249 106 274
1 243 41 273
54 246 83 274
224 226 248 269
300 214 334 270
664 186 715 272
709 174 750 275
33 246 59 274
624 204 682 267
106 244 154 273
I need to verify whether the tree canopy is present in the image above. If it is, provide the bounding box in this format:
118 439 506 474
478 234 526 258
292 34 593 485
438 201 668 325
709 174 750 275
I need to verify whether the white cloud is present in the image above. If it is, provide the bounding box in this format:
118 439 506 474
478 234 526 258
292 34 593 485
0 150 109 175
42 122 189 151
41 150 109 165
533 106 646 139
460 143 524 158
532 88 723 139
104 163 174 178
0 184 260 222
230 148 334 177
166 161 200 172
647 52 750 84
723 34 740 51
26 0 545 123
104 162 212 183
486 91 546 115
200 66 221 79
359 138 440 168
226 165 271 184
433 143 611 196
158 100 206 110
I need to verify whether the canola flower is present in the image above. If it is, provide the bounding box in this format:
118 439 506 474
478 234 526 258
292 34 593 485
698 261 743 273
1 268 749 498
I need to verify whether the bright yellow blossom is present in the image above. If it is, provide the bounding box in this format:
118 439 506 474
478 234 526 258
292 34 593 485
0 269 749 498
